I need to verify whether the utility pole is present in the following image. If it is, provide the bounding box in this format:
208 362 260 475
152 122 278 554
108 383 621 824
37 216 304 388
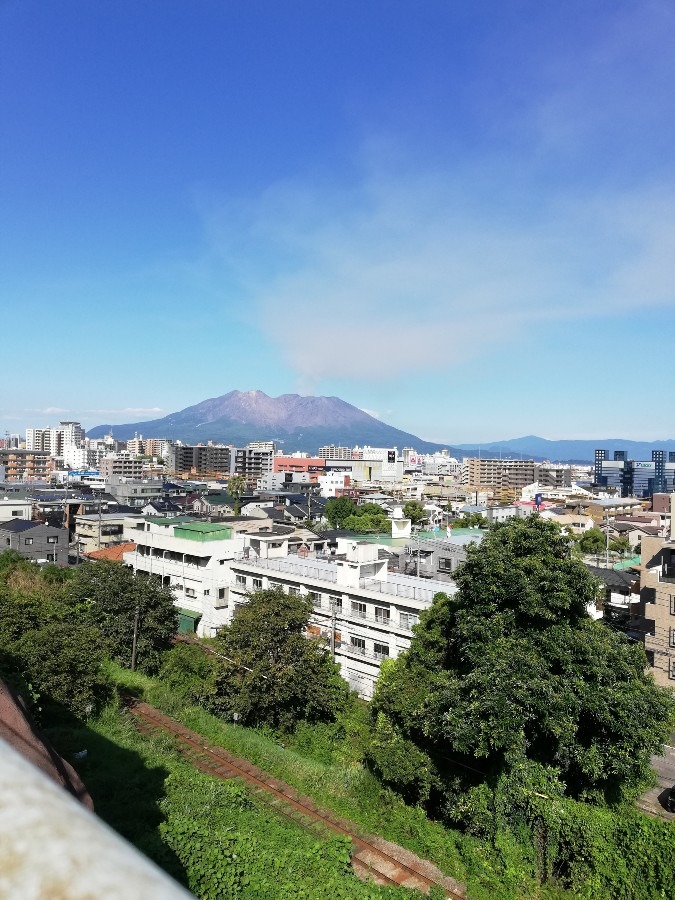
329 598 337 661
131 600 141 671
97 489 102 551
605 511 610 569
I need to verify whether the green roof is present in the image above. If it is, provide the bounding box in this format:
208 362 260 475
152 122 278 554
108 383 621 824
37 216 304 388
173 521 233 541
177 607 201 619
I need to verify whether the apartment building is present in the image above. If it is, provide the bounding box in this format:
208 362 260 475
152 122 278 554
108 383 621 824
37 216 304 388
461 458 537 494
122 514 454 698
229 539 453 698
99 455 147 479
105 475 164 508
0 449 52 481
318 446 353 460
167 444 232 477
233 442 275 486
74 512 142 555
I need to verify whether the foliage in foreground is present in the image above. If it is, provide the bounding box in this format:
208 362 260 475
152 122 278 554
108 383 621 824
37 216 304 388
68 560 178 674
369 517 674 809
49 699 412 899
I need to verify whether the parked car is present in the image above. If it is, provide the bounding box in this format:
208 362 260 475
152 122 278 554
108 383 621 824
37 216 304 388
667 786 675 813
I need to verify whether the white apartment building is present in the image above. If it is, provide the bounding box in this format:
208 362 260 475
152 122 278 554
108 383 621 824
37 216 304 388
229 539 453 698
124 517 248 635
123 513 455 699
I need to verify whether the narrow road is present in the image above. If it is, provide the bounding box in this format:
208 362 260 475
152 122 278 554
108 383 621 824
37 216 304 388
126 698 466 898
637 743 675 821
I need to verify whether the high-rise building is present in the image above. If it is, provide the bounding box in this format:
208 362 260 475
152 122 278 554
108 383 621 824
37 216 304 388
594 449 675 498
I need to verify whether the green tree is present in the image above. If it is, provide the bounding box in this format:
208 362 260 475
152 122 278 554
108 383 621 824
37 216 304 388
609 535 631 557
578 527 606 555
324 497 357 529
403 501 426 526
0 553 108 718
210 588 348 730
368 517 675 816
68 561 178 674
227 475 247 515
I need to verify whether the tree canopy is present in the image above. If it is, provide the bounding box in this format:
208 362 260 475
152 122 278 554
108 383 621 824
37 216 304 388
403 501 426 526
68 561 178 674
210 588 348 731
368 517 675 817
324 497 357 529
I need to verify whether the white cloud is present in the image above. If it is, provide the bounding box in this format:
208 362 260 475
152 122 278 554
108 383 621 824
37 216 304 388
359 408 380 419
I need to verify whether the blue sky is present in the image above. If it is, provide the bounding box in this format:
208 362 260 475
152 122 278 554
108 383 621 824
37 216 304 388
2 1 674 443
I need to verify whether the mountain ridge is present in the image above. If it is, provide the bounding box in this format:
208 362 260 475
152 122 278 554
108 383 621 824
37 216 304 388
87 390 461 455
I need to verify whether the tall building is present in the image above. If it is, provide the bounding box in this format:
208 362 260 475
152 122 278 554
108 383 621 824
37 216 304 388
25 421 85 467
167 444 233 477
594 449 675 498
461 458 538 495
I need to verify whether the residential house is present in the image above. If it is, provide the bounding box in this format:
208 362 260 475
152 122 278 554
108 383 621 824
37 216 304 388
0 520 68 565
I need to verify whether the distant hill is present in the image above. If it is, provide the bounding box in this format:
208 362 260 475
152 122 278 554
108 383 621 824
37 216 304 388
455 435 675 464
88 390 461 455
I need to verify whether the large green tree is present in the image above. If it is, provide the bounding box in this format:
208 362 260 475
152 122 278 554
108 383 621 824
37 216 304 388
210 588 348 730
324 497 357 529
578 526 606 555
403 501 426 526
0 552 107 719
69 561 178 674
368 517 674 814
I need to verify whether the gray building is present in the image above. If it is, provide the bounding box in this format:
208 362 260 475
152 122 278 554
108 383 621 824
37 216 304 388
0 520 69 566
594 449 675 498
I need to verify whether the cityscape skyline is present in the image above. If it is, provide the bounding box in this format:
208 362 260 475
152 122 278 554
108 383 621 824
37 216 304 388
3 2 675 441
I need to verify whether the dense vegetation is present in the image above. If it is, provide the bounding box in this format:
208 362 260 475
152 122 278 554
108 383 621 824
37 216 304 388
2 521 675 899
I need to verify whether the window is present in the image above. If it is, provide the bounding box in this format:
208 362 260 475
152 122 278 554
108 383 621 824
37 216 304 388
329 595 342 611
47 536 58 544
308 591 321 606
399 612 419 631
374 642 389 660
670 596 675 616
236 575 247 587
252 578 262 590
11 510 21 517
185 588 196 598
203 589 210 596
374 606 390 625
24 538 34 546
218 588 226 600
350 636 366 655
351 601 367 619
219 559 226 565
670 658 675 681
670 627 675 648
288 586 299 596
438 557 453 572
46 553 56 562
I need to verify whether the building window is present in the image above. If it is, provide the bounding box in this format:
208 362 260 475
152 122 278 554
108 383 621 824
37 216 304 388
11 510 21 517
218 588 226 600
438 557 453 572
374 606 390 625
24 538 34 545
203 589 210 596
252 578 262 590
670 659 675 681
670 627 675 648
670 596 675 616
47 536 58 544
399 612 419 631
308 591 321 606
374 642 389 660
46 553 56 562
185 588 197 598
351 601 367 619
330 595 342 611
288 586 299 597
350 636 366 655
236 575 246 587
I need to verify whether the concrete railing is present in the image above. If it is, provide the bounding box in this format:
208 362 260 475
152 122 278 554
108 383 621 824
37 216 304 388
0 737 190 899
